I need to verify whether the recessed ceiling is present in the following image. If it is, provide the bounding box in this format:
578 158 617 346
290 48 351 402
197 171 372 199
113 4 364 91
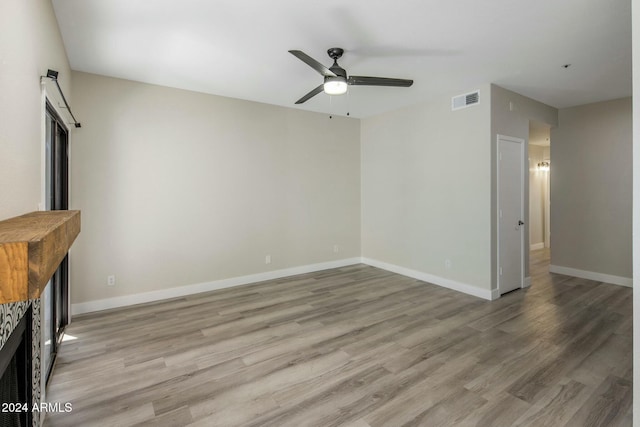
51 0 631 118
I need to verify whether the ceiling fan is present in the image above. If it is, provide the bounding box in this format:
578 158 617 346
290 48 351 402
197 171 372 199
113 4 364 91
289 47 414 104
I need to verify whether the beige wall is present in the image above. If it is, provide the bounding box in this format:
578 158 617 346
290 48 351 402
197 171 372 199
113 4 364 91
69 71 361 304
551 97 632 279
0 0 71 220
361 84 493 293
0 0 72 417
490 85 558 284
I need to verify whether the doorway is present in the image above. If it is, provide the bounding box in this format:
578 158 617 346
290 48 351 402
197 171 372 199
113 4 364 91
43 101 69 383
497 135 525 294
528 121 551 251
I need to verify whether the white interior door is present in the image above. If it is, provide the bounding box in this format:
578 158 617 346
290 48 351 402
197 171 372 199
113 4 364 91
498 135 525 294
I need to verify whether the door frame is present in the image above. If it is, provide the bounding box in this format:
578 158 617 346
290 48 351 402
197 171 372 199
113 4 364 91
544 164 551 248
496 134 526 294
41 95 70 385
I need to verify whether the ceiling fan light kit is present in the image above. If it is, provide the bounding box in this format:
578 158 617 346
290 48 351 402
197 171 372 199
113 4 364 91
289 47 413 104
323 76 348 95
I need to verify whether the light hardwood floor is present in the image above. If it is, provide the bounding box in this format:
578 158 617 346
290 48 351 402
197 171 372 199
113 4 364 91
45 249 632 426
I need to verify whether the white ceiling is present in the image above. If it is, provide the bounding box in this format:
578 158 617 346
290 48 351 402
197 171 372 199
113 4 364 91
52 0 631 119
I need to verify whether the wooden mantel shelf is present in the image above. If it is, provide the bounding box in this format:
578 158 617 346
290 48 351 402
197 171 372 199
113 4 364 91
0 210 80 304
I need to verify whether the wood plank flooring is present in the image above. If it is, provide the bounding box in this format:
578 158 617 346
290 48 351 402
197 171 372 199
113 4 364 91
45 249 632 426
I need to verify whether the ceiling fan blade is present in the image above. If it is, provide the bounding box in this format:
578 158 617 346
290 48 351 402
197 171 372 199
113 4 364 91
348 76 413 87
289 50 337 77
295 84 325 104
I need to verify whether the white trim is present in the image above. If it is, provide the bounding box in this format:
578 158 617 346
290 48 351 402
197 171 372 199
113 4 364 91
549 265 632 288
71 258 361 315
523 276 532 288
72 256 511 315
530 242 544 251
496 135 526 294
544 163 551 249
40 85 72 207
40 86 74 418
42 89 74 324
361 257 497 301
40 84 48 211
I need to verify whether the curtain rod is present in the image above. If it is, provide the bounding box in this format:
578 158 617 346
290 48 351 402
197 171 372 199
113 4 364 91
41 69 81 128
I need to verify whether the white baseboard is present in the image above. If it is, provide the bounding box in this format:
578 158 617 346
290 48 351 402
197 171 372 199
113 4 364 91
73 256 517 315
549 264 632 288
71 258 362 315
360 257 497 301
524 276 532 288
530 243 545 251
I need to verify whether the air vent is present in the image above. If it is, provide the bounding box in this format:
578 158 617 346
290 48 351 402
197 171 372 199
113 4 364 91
452 90 480 111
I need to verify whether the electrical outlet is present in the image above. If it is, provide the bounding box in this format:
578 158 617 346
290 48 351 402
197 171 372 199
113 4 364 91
333 245 339 253
265 255 271 265
107 275 116 286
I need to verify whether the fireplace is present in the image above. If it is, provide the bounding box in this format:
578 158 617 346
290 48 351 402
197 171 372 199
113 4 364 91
0 307 32 427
